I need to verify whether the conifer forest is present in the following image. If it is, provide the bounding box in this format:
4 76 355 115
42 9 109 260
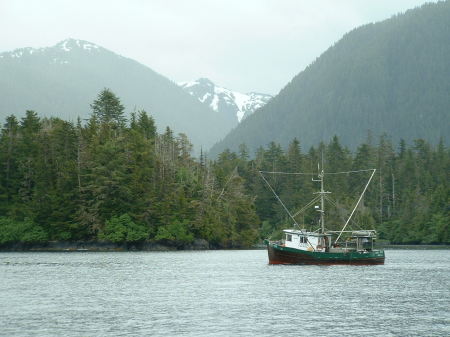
0 90 448 247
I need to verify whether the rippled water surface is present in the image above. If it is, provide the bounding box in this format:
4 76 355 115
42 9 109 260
0 250 449 337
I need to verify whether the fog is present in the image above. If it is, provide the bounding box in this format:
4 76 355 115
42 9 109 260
0 0 439 93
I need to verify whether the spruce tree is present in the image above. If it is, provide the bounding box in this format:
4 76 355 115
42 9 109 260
90 88 126 127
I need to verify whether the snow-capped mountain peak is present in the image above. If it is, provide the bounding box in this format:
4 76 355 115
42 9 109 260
179 78 272 122
0 39 103 61
55 38 101 52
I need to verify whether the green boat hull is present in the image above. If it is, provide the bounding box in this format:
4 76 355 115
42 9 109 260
267 242 385 265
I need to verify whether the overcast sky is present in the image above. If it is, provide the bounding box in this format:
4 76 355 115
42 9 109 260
0 0 438 94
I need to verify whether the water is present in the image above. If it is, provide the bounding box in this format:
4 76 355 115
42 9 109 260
0 250 449 337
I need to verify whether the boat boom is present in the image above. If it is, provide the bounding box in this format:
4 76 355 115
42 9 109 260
334 168 376 244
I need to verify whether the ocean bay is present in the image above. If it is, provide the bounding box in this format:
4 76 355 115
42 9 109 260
0 250 449 337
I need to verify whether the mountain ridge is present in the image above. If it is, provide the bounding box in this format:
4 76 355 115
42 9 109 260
179 78 272 124
209 1 450 157
0 38 235 151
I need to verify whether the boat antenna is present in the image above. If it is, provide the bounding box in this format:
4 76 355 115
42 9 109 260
321 150 324 173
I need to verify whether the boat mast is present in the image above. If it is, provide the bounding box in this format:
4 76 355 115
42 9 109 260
320 153 326 234
320 169 325 233
313 158 328 234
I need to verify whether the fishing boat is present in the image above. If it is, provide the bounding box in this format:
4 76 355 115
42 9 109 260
260 166 385 265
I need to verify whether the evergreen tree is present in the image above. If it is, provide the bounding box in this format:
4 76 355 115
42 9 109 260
0 116 20 215
137 110 156 140
90 88 126 127
0 95 448 247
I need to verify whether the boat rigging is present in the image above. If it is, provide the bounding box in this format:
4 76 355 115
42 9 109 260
260 165 385 265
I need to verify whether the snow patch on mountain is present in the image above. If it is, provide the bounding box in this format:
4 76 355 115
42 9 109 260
0 39 102 61
56 39 101 52
179 78 272 122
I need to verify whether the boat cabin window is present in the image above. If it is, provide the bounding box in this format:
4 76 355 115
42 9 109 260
286 234 292 242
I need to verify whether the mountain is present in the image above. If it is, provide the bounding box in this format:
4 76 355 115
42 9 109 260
209 1 450 157
0 39 235 150
179 78 272 124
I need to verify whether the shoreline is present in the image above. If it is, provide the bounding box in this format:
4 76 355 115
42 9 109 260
0 240 210 252
0 241 449 252
379 244 450 250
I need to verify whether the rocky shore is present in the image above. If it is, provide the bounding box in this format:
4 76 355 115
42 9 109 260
0 239 211 252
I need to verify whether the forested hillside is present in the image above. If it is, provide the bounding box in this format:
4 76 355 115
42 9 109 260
210 1 450 157
0 90 259 248
0 91 448 247
0 39 235 151
238 136 449 244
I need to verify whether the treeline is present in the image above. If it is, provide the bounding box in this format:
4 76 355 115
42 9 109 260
0 90 448 247
0 89 259 248
230 135 449 244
